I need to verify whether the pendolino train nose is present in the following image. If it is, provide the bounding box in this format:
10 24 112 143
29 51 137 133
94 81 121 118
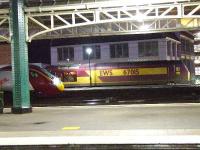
57 82 64 91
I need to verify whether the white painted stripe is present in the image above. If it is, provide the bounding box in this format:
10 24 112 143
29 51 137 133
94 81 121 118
29 103 200 110
3 103 200 113
1 129 200 137
1 135 200 145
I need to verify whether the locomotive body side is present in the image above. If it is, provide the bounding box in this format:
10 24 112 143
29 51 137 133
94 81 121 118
47 61 190 87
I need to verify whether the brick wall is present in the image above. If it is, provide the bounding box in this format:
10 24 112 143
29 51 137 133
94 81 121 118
0 44 11 65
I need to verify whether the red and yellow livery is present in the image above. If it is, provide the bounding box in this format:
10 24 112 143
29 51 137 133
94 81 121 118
47 61 190 87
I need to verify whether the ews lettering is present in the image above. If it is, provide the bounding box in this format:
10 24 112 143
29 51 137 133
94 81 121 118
100 70 113 76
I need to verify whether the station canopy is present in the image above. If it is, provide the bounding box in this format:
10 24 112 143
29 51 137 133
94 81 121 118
0 0 199 42
1 0 198 7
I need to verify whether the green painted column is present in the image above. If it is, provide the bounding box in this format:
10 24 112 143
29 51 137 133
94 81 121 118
10 0 32 113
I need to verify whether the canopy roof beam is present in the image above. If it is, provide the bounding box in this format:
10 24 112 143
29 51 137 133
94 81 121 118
0 1 200 42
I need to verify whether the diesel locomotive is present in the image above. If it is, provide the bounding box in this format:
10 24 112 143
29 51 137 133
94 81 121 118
47 60 191 87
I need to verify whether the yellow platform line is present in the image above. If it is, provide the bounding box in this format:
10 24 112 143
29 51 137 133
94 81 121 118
62 126 80 130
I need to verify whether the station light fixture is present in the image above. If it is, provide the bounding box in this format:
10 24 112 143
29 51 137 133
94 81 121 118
86 47 92 56
139 24 149 30
135 12 144 22
86 47 93 86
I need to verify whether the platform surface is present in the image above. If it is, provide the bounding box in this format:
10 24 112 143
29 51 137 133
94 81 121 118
1 103 200 145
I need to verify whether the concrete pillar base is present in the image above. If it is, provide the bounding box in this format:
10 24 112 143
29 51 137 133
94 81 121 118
12 107 32 114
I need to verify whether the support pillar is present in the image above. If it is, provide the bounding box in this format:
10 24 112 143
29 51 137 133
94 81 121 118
10 0 32 113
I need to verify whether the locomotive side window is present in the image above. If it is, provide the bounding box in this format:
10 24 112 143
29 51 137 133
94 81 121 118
63 71 77 82
57 47 74 61
138 41 158 57
167 41 171 56
30 71 38 78
83 45 101 60
172 42 176 57
110 43 129 58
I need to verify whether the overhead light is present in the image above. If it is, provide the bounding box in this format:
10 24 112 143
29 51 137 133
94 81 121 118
136 12 145 22
139 25 149 30
196 32 200 37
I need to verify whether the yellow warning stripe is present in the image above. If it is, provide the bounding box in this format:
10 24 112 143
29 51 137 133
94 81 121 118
62 126 80 130
95 67 167 76
63 67 168 85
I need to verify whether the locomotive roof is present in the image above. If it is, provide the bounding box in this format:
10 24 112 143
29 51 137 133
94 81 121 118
51 32 181 46
95 60 184 66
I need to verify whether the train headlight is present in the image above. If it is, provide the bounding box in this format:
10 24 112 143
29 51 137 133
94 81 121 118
53 77 60 85
53 77 64 91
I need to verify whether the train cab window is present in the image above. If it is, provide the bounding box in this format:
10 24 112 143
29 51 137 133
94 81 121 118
63 71 77 82
30 71 38 78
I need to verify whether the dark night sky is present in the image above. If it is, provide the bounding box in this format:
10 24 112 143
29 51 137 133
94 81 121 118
28 39 51 64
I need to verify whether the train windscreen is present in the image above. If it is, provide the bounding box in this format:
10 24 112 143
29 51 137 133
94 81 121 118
40 67 55 79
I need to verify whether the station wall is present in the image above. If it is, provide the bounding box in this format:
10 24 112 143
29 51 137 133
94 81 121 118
0 44 11 65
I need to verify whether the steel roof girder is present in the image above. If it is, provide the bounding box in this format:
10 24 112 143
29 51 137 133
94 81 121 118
54 14 71 25
0 17 10 42
27 18 200 41
25 3 184 28
25 3 182 17
30 18 200 40
0 1 200 42
28 16 50 30
24 0 193 13
25 2 200 20
0 9 9 15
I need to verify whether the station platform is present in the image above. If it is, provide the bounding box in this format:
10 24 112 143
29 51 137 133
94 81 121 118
1 103 200 146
